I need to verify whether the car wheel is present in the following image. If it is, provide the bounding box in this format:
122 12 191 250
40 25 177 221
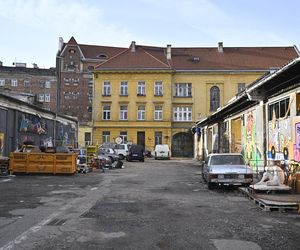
119 154 124 160
207 182 214 190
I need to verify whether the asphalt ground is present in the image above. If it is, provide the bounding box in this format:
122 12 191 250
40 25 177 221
0 158 300 250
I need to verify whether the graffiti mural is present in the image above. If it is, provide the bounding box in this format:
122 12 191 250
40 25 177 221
19 114 47 135
55 122 77 146
0 133 4 156
243 110 263 170
267 115 291 161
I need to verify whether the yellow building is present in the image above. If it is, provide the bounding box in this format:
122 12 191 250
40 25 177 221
93 42 298 157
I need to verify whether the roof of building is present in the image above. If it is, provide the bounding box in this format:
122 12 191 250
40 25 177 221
0 66 56 76
59 36 126 61
94 42 299 71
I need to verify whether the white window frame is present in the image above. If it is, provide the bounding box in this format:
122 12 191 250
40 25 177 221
174 83 192 97
103 81 111 96
137 105 145 120
11 79 18 87
23 80 30 87
38 94 45 102
120 81 128 96
102 131 110 143
137 81 146 96
154 105 163 120
173 107 192 121
0 79 5 86
45 93 51 102
119 131 128 143
119 105 128 120
45 80 51 88
103 105 111 120
154 81 163 96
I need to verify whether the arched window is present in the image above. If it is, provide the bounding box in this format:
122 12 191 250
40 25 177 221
210 86 220 111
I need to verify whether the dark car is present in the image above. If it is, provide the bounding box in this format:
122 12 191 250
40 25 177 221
127 145 144 162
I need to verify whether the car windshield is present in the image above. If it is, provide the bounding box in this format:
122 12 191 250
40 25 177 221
210 155 245 165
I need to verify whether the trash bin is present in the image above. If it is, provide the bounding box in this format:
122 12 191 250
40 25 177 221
0 157 9 176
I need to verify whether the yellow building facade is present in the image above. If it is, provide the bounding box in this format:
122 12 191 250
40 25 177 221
92 43 298 157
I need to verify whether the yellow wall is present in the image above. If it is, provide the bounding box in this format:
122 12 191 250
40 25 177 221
78 125 93 148
92 70 266 152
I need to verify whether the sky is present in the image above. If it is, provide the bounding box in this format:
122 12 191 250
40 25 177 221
1 0 300 68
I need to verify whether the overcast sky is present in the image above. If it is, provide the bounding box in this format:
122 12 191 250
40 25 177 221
1 0 299 68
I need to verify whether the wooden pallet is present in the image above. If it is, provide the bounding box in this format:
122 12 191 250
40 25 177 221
239 187 299 212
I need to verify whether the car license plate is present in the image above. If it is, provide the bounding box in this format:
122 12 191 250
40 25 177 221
224 174 238 179
133 154 138 156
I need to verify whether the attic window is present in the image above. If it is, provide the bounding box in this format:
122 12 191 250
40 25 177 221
97 54 108 59
69 49 76 53
193 57 200 63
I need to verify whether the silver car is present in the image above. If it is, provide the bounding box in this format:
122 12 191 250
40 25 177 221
202 153 253 189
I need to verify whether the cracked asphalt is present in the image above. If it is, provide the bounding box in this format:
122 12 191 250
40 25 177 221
0 158 300 250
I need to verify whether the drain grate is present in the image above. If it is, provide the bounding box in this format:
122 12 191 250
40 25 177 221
46 218 68 226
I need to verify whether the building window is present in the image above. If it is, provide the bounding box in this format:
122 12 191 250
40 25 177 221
102 131 110 143
120 81 128 96
238 83 246 93
119 131 128 143
137 81 146 96
174 83 192 97
137 105 145 120
38 94 45 102
103 81 111 96
45 80 51 88
103 105 111 120
154 81 163 96
155 132 162 145
11 79 18 87
85 132 91 145
154 105 163 120
210 86 220 111
120 105 128 120
45 94 51 102
268 97 290 121
23 80 30 87
0 79 5 86
173 107 192 121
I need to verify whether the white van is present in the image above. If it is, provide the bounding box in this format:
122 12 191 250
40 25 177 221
114 144 129 160
154 144 171 160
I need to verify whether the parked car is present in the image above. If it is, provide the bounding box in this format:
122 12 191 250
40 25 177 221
202 153 253 189
98 147 119 163
127 145 144 162
114 144 129 160
154 144 171 160
97 154 113 169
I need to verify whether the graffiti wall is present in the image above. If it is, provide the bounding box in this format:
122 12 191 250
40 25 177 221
0 133 4 156
267 117 291 161
243 107 264 171
18 113 54 147
55 122 77 146
292 117 300 162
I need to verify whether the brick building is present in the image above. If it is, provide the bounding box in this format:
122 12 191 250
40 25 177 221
0 62 57 112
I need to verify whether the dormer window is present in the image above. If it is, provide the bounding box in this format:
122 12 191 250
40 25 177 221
97 53 108 59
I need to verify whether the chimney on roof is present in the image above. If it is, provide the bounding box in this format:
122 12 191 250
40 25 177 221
218 42 223 53
167 44 172 60
0 61 2 67
58 37 64 52
32 63 39 69
130 41 136 52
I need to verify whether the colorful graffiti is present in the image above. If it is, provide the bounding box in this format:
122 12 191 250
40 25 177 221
0 133 4 156
268 117 290 161
243 110 263 170
19 114 47 135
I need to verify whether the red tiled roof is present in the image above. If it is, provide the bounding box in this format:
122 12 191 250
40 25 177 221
79 44 126 60
95 45 171 70
67 36 78 45
95 44 299 71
